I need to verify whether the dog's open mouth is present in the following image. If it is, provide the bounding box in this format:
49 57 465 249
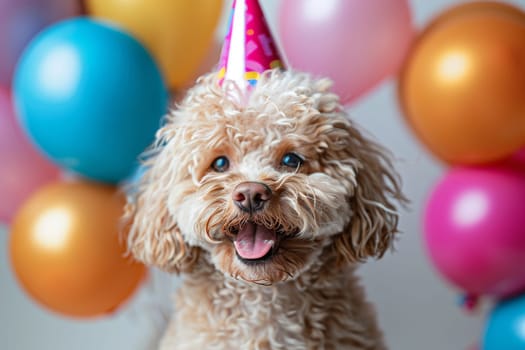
233 221 277 263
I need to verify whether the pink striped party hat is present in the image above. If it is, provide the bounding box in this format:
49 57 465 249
217 0 285 90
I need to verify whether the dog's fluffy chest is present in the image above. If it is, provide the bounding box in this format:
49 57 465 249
159 265 385 350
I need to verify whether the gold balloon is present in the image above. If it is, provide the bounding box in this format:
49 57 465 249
9 181 146 318
182 39 222 90
399 3 525 164
86 0 223 90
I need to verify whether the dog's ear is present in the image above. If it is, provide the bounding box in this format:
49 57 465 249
330 118 406 264
124 129 199 273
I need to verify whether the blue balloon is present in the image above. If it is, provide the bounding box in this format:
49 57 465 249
13 18 168 183
483 293 525 349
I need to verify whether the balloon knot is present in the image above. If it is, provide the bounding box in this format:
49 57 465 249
457 293 480 313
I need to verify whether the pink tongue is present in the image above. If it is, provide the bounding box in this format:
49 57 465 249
234 222 276 260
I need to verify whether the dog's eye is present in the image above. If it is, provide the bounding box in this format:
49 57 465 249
281 153 303 169
211 156 230 172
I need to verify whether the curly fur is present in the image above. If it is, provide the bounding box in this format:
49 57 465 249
125 70 405 349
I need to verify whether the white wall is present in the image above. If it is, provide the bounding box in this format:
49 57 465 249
3 1 523 349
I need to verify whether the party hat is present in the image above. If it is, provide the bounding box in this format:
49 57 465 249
217 0 285 89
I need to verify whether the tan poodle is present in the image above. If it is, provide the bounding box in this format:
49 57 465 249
125 69 404 350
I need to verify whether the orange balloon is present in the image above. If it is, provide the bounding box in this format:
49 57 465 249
425 1 525 32
399 4 525 164
9 181 146 318
86 0 223 90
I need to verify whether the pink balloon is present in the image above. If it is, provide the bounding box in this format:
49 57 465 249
0 87 60 223
278 0 414 104
424 165 525 298
0 0 81 85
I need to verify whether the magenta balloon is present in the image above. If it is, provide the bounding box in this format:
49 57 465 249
424 166 525 298
278 0 414 104
0 0 81 85
0 87 60 223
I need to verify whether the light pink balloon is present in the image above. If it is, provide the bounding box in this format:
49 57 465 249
0 87 60 223
278 0 414 104
424 165 525 298
0 0 81 85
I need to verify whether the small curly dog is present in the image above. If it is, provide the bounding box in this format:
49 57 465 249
125 69 404 349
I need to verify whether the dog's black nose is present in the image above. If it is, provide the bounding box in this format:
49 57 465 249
232 182 272 213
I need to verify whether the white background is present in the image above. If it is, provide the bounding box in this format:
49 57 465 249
2 1 524 349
